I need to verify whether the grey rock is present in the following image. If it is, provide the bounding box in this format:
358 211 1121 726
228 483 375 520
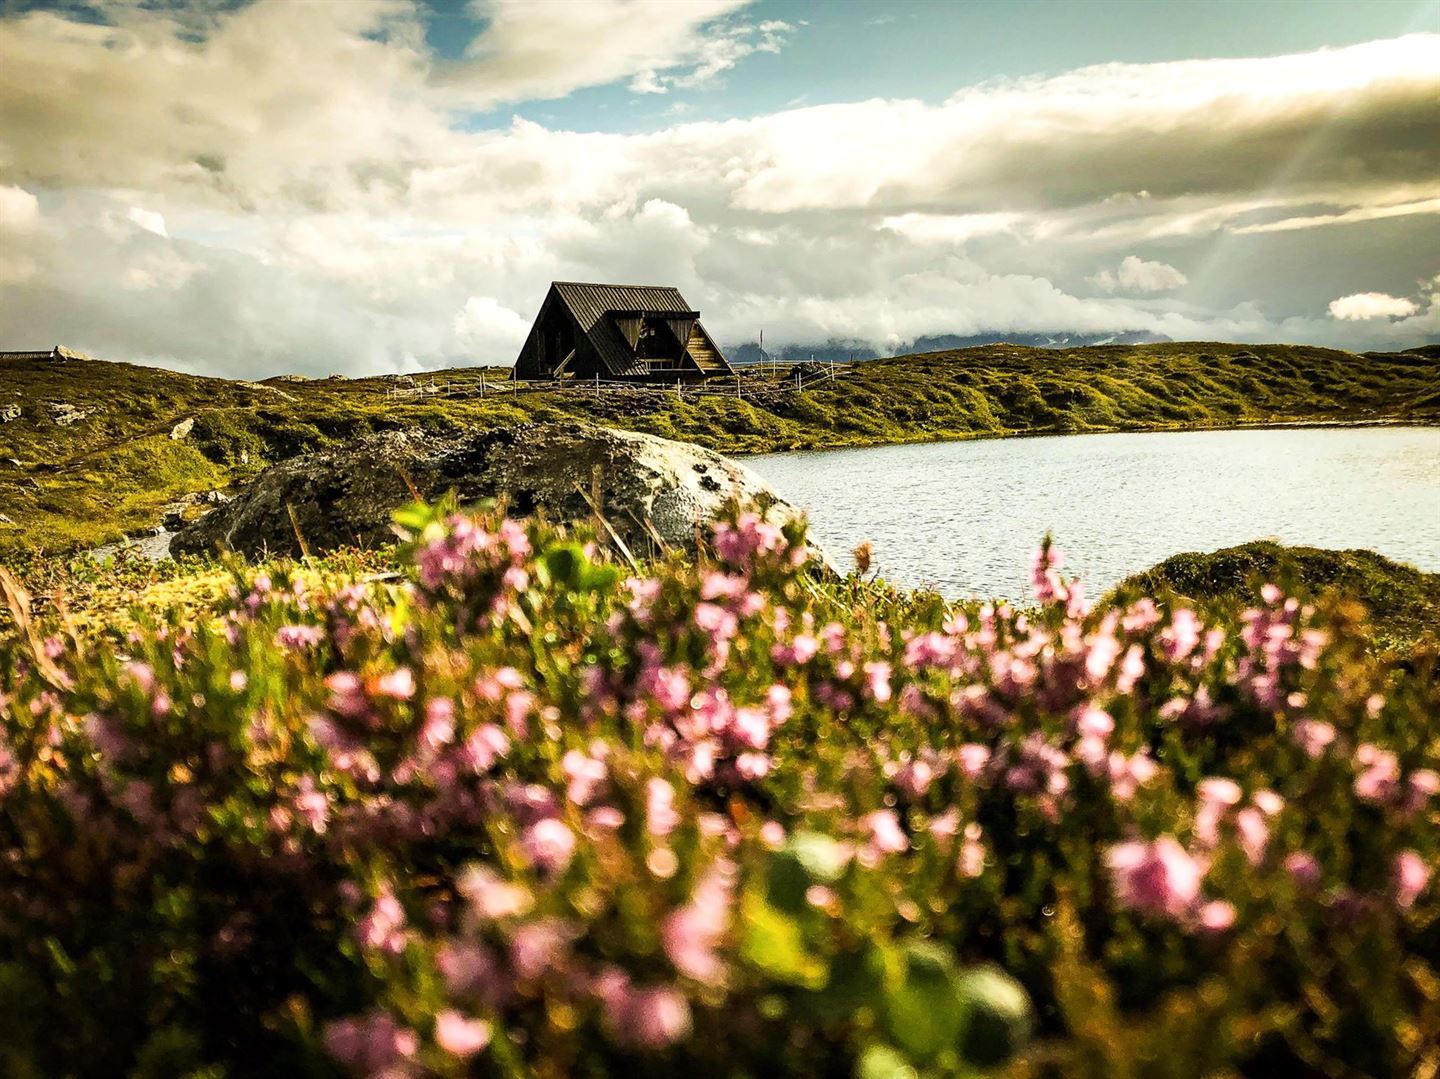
170 417 195 440
171 423 809 562
49 402 90 426
0 405 19 422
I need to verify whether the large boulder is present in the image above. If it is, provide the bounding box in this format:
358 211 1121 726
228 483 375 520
170 423 806 560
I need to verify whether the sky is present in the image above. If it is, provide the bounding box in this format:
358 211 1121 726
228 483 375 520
0 0 1438 378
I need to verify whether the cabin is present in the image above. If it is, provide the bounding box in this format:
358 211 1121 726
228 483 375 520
0 346 90 363
514 282 733 383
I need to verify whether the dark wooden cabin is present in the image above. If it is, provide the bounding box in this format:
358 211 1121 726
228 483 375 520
514 282 733 382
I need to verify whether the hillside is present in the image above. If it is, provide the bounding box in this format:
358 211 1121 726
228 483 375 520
1110 540 1440 655
1 341 1436 553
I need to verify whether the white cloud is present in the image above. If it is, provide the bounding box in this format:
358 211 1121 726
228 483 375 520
880 212 1022 245
0 184 39 230
454 295 532 358
0 9 1437 375
446 0 777 105
126 207 168 238
1090 255 1187 294
1328 292 1420 320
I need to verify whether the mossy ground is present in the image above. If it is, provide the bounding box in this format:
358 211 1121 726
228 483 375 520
2 342 1436 554
1110 541 1440 656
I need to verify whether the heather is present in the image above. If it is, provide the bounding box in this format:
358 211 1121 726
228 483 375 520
1 504 1437 1078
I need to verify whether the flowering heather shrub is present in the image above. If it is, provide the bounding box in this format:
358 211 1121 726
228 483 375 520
0 503 1436 1077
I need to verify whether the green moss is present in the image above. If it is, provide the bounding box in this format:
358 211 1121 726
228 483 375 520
1109 541 1440 654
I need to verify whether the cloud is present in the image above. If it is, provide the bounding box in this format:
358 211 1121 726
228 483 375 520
126 207 168 238
445 0 780 104
1328 292 1420 320
454 295 532 357
1090 255 1188 294
0 7 1437 376
0 183 39 230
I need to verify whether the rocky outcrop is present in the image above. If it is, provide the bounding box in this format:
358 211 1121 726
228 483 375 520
170 417 194 440
171 423 806 561
48 402 91 426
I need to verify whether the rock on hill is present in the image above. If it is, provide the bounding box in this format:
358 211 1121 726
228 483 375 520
170 423 803 560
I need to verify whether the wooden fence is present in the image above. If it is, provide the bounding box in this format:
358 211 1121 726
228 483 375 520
383 359 843 402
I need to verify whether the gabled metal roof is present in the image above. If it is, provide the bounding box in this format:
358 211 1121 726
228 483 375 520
551 282 701 376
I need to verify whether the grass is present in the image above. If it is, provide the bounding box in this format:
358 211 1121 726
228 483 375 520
1110 540 1440 657
1 341 1436 553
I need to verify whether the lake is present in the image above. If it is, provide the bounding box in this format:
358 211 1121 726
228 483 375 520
744 426 1440 601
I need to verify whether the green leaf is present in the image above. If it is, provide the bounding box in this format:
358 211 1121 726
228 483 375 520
954 966 1033 1069
740 891 826 989
390 501 437 537
855 1042 917 1079
881 941 966 1062
768 831 850 913
806 943 889 1023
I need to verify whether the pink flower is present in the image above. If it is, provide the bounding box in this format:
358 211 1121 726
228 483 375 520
1291 719 1336 758
521 818 576 874
1197 899 1237 932
276 624 324 649
1405 769 1440 813
458 866 532 920
324 1012 418 1073
434 1010 491 1059
893 758 935 798
419 697 456 751
1073 705 1114 741
438 940 501 997
956 743 991 779
374 667 415 700
1106 836 1204 919
1163 608 1202 660
600 981 693 1049
959 822 985 877
771 634 818 666
357 889 407 955
464 724 509 772
1198 778 1243 807
1354 744 1401 803
863 809 908 856
1284 851 1322 890
1393 850 1430 910
646 778 681 837
662 862 735 985
562 750 607 806
1234 807 1269 866
511 918 574 981
863 661 893 703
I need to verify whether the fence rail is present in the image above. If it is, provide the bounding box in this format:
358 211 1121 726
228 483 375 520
383 359 843 401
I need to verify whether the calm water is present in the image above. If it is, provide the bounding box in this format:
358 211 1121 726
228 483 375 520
745 426 1440 601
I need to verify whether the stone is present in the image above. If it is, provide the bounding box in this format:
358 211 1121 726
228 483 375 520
171 423 811 562
170 417 195 440
0 405 19 422
49 402 89 426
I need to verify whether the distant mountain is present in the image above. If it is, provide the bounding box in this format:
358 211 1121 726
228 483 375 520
727 340 884 365
726 330 1170 364
907 330 1171 351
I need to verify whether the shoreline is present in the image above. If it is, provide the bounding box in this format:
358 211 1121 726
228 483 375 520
731 415 1437 458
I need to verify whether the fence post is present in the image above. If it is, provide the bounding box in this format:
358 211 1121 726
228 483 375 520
480 369 486 398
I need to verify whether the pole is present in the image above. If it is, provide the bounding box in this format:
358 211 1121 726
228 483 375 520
480 369 486 398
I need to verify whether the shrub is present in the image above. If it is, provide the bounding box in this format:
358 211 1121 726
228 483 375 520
0 505 1435 1077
